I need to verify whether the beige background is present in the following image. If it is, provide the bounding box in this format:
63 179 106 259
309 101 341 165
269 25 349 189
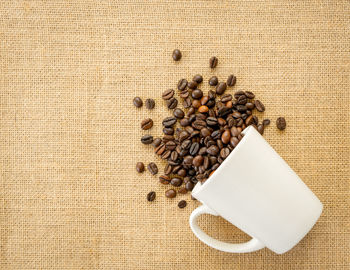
0 1 349 269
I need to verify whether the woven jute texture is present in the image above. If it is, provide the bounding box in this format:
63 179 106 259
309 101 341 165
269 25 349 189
0 1 349 269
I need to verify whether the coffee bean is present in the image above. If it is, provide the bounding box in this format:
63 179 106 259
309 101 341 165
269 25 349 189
216 82 227 95
164 164 173 175
189 142 200 156
171 177 183 187
192 89 203 99
188 81 198 90
136 162 144 173
237 105 247 112
221 94 232 103
181 139 191 150
234 90 245 99
192 120 206 130
258 124 264 134
200 128 211 137
237 95 247 105
207 145 219 155
163 127 174 135
145 99 155 109
141 135 153 144
179 89 189 98
155 143 165 155
172 49 182 61
276 117 286 130
161 150 170 160
211 130 221 140
141 118 153 130
193 155 204 166
254 100 265 112
209 76 218 86
230 136 239 148
178 187 188 194
162 117 177 127
206 117 218 126
263 119 270 126
198 105 209 113
183 155 194 166
159 175 171 184
245 115 254 125
163 135 175 142
133 97 143 108
193 74 203 84
165 189 176 198
185 181 194 191
162 89 174 100
183 97 192 108
165 141 177 151
227 75 236 86
177 168 187 177
180 118 190 127
253 116 259 125
147 162 158 175
221 130 231 144
178 79 188 91
246 102 255 110
178 200 187 208
173 108 185 119
167 97 178 109
147 191 156 202
209 56 218 68
220 148 230 159
179 131 190 142
245 91 255 99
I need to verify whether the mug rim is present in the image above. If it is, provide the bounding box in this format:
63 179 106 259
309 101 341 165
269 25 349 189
192 125 255 195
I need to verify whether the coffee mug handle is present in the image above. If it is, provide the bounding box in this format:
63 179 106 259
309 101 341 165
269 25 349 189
189 204 265 253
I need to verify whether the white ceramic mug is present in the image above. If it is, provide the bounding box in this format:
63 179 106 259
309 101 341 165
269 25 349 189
190 126 323 254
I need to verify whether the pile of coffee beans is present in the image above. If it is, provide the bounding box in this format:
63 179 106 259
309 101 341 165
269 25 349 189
135 50 286 208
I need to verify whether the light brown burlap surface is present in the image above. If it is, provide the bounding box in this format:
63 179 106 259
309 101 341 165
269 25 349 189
0 1 349 269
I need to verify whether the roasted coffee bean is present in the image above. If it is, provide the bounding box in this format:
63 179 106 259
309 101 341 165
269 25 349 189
245 115 254 125
178 187 188 194
161 150 171 159
196 113 206 120
141 118 153 130
185 126 195 133
133 97 143 108
220 148 230 159
159 175 171 185
178 79 188 91
203 156 210 170
234 90 245 99
211 130 221 140
179 89 189 98
188 81 198 90
193 74 203 84
189 142 200 156
209 76 218 86
183 97 192 108
237 95 247 105
245 91 255 99
263 119 270 126
221 130 231 144
193 155 204 166
217 139 224 149
147 162 158 175
225 101 233 108
170 177 183 187
217 118 226 126
167 97 178 109
192 99 201 109
276 117 286 130
172 49 182 61
200 128 211 137
180 118 190 127
165 141 177 151
141 135 153 144
209 56 218 68
164 164 173 175
227 75 236 86
237 105 247 112
246 102 255 110
236 118 244 126
208 90 216 99
192 89 203 99
172 108 184 119
162 89 174 100
177 168 187 177
221 94 232 103
152 138 162 148
179 131 190 142
165 189 176 198
198 105 209 113
216 82 227 95
253 116 259 125
192 119 206 130
155 143 166 155
136 162 145 173
163 127 174 135
183 155 194 166
207 145 219 155
162 117 177 127
145 99 155 109
258 124 264 135
181 139 191 150
230 136 239 148
206 117 218 126
218 106 231 117
147 191 156 202
178 200 187 208
212 163 220 170
201 96 209 105
172 165 181 174
254 100 265 112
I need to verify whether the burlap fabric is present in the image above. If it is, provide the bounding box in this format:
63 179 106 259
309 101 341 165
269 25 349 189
0 1 349 269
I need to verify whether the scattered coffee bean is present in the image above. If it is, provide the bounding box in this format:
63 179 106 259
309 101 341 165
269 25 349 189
145 99 155 109
178 200 187 208
188 81 198 90
171 177 183 187
192 89 203 99
254 100 265 112
276 117 286 130
167 97 178 109
245 91 255 99
209 56 218 68
162 89 174 100
165 189 176 198
263 119 270 126
209 76 218 86
147 162 158 175
133 97 143 108
136 162 145 173
178 187 188 194
173 108 185 119
141 118 153 130
193 74 203 84
159 175 171 184
172 49 182 61
147 191 156 202
257 124 264 135
162 117 177 127
216 82 227 95
141 135 153 144
178 79 188 91
227 75 236 86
